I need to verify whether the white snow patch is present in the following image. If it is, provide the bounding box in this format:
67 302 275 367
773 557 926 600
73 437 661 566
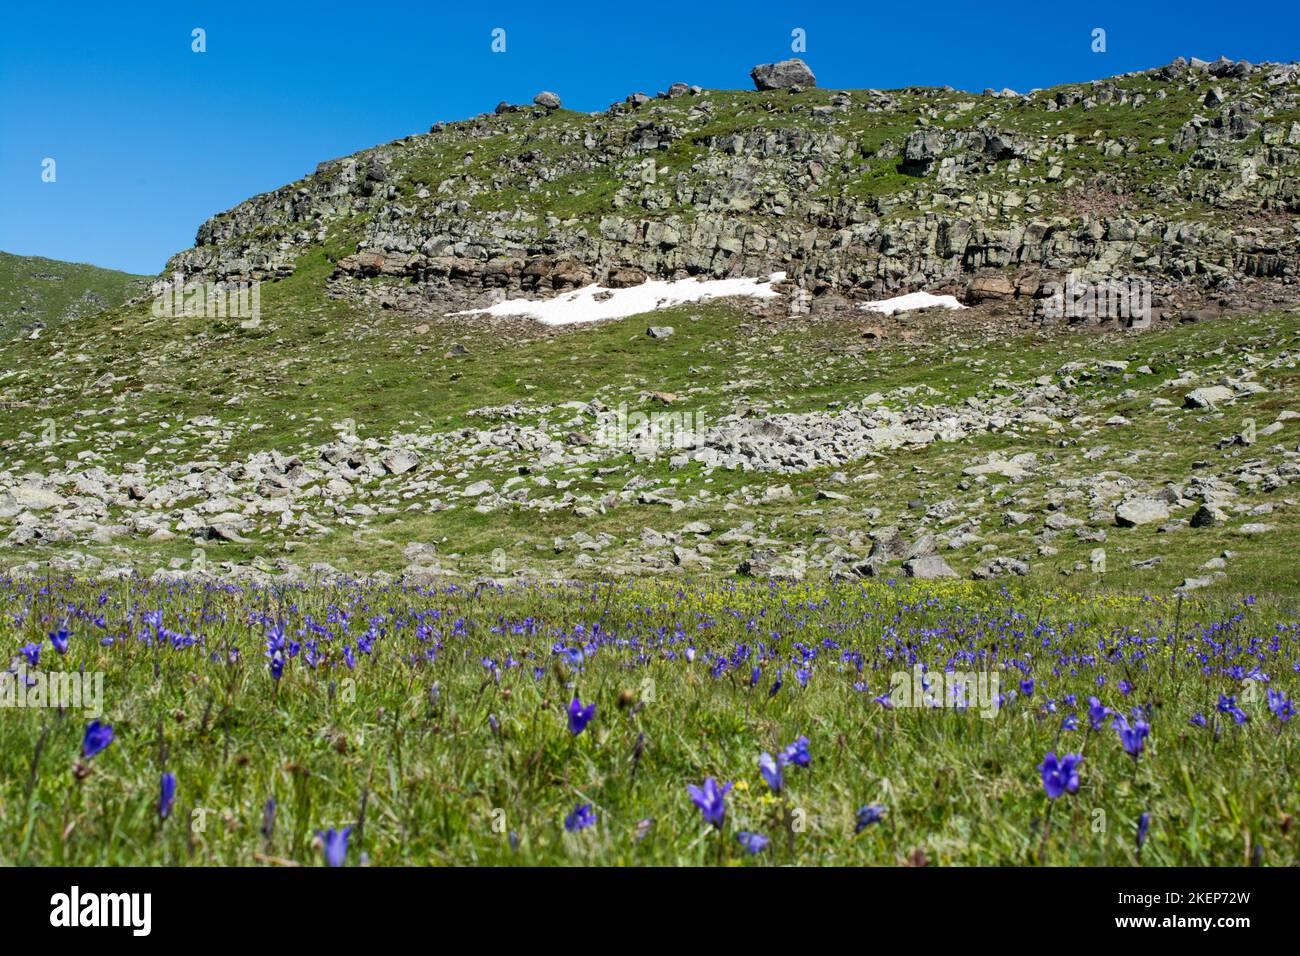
860 291 967 317
455 272 786 326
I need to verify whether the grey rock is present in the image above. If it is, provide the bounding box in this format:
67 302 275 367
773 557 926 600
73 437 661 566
380 448 421 475
750 58 816 91
1184 385 1234 409
971 557 1031 579
903 554 958 579
1190 504 1224 528
1116 498 1170 527
1237 522 1275 535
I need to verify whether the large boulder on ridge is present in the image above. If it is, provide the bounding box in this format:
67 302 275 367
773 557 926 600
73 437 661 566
750 58 816 91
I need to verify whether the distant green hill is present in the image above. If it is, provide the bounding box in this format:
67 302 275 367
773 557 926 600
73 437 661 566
0 251 152 339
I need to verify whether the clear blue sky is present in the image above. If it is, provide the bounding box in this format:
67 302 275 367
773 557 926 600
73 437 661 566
1 1 1296 275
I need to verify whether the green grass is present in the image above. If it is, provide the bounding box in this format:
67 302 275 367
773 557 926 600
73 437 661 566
0 577 1295 865
0 251 152 340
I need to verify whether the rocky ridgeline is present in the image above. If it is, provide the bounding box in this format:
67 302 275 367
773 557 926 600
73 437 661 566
162 56 1300 321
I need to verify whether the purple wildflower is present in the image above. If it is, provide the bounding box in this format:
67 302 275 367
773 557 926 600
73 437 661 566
687 778 732 829
316 826 352 867
82 720 114 759
780 735 811 768
1114 712 1151 758
49 624 70 656
567 696 596 735
1087 696 1109 730
564 803 597 832
160 772 177 819
1038 752 1082 799
1268 689 1294 723
855 804 887 832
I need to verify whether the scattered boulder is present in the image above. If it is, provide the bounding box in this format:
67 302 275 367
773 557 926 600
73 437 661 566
903 555 958 579
1116 498 1170 527
868 527 908 562
1184 385 1234 409
606 266 647 288
380 448 421 475
971 556 1030 579
403 542 438 564
1190 504 1225 528
966 274 1016 303
737 551 804 581
1237 523 1275 535
750 59 816 91
533 91 561 110
7 487 67 511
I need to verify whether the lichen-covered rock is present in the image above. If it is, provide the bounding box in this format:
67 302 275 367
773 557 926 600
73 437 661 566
750 59 817 91
903 555 958 579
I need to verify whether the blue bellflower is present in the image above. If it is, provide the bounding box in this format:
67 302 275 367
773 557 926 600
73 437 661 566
160 772 177 819
855 804 887 832
1136 812 1151 851
1038 752 1082 799
759 752 783 793
1114 713 1150 758
317 826 352 867
687 778 732 828
781 735 811 768
82 720 114 759
567 696 596 735
50 624 70 656
564 803 597 832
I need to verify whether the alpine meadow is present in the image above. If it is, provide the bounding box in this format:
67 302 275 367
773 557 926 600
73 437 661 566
3 6 1300 887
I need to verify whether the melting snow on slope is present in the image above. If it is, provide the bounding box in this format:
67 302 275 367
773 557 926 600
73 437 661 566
860 291 966 317
456 272 786 326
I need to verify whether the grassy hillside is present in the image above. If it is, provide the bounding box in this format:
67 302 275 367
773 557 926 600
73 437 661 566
0 251 152 340
1 250 1299 598
0 61 1297 597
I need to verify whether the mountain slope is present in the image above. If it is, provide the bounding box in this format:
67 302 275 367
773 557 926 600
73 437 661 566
0 58 1299 591
166 56 1300 319
0 251 152 339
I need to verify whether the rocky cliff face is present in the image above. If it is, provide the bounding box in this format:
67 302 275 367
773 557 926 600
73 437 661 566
164 56 1300 319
